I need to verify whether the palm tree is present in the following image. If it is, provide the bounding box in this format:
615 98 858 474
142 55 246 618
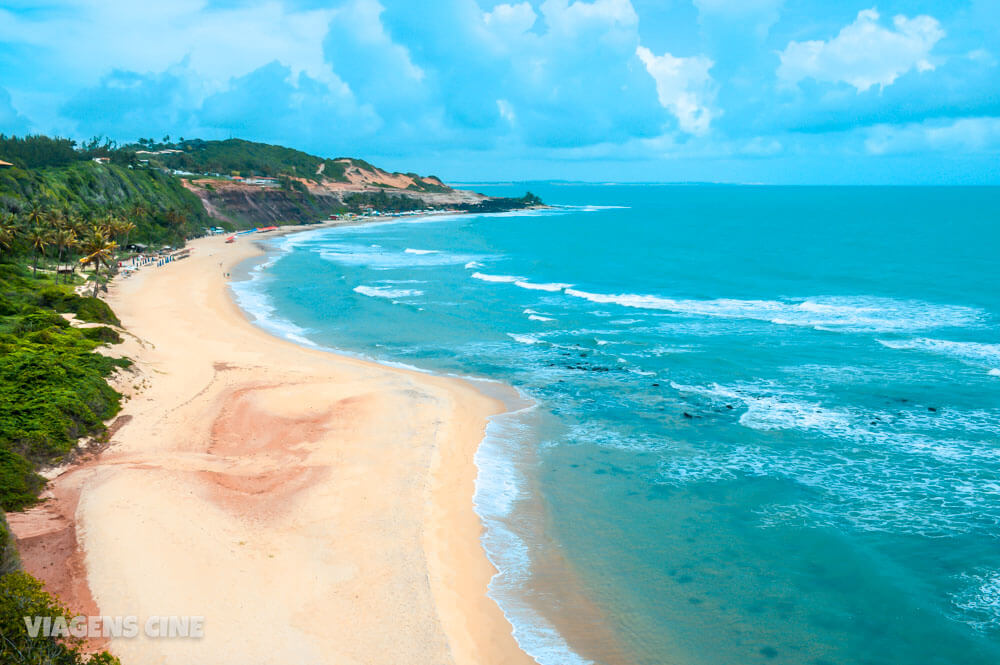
112 217 136 249
52 227 77 281
67 212 86 239
24 202 46 229
26 225 51 276
0 213 18 257
78 227 117 297
101 212 118 237
46 207 67 232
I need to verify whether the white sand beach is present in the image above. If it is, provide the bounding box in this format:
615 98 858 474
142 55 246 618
12 231 534 665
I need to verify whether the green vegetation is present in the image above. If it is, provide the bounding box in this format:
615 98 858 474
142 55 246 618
341 191 426 214
0 162 210 247
0 135 140 171
457 192 543 213
0 513 20 576
0 568 121 664
139 138 353 183
0 265 128 511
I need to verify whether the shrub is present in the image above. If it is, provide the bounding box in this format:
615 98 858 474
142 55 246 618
80 326 122 345
0 571 121 664
15 311 69 334
0 449 43 512
70 298 119 325
0 512 21 575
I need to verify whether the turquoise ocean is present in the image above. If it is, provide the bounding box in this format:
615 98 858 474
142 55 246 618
232 185 1000 665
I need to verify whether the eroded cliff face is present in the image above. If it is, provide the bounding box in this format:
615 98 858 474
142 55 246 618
183 180 338 227
183 178 486 228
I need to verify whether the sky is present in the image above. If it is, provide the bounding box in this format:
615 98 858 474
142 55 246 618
0 0 997 184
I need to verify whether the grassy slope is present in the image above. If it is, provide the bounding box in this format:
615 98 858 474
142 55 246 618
0 161 211 242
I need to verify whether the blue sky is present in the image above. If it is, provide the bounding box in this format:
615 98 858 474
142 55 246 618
0 0 997 183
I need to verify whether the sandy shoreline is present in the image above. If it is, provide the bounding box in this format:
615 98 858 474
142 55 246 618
10 227 535 665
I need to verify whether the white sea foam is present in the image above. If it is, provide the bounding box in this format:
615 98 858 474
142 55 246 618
670 379 1000 442
465 260 484 269
404 248 438 254
564 290 983 333
229 278 316 348
318 242 480 270
528 315 555 322
353 285 424 299
514 280 574 292
474 405 594 665
664 379 1000 535
952 569 1000 633
572 204 631 211
508 333 542 345
877 337 1000 371
472 272 522 283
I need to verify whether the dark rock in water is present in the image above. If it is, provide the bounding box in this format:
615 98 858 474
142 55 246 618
579 352 588 357
652 383 660 387
870 421 878 426
760 646 779 659
726 404 734 409
928 406 937 412
683 412 694 419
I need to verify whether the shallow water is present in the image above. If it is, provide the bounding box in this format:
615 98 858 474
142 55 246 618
233 185 1000 665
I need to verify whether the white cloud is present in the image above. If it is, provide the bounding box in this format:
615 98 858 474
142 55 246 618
0 1 339 88
636 46 716 135
541 0 638 34
864 117 1000 155
483 2 537 38
496 99 516 125
777 8 944 92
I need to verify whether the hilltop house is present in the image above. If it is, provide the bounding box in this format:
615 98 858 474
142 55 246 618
93 157 110 164
0 159 14 169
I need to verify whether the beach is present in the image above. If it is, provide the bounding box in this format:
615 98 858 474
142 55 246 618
10 230 534 665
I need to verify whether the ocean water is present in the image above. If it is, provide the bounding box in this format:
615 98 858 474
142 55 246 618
232 185 1000 665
